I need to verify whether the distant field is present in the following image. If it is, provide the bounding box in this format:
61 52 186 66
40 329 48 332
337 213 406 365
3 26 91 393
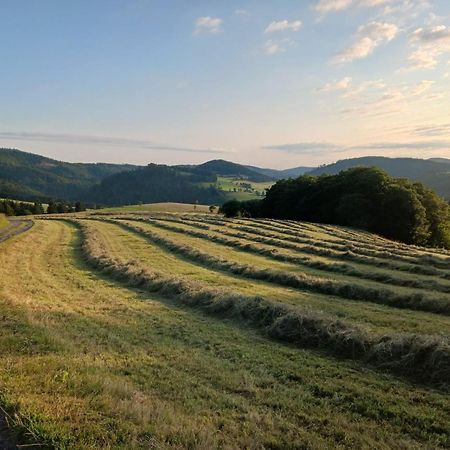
198 176 274 201
0 211 449 448
97 202 216 214
0 198 49 211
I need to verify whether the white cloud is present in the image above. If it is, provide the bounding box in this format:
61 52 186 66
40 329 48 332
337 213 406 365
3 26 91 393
264 20 302 34
234 9 247 16
342 79 386 97
193 16 223 35
314 0 394 13
406 25 450 69
410 79 435 95
318 77 353 92
318 77 386 98
264 38 294 55
333 21 398 63
314 0 353 13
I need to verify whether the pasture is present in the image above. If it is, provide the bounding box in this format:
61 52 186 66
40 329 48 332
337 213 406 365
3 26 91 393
0 208 449 449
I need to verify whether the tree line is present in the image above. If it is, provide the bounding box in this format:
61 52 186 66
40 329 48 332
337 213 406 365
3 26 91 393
0 199 86 216
219 167 450 248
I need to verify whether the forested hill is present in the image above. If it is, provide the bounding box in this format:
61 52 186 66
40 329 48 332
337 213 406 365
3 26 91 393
245 165 313 180
194 160 274 182
0 148 136 201
309 157 450 200
88 164 225 205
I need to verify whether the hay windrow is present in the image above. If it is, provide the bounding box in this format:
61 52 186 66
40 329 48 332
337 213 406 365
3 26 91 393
72 218 450 388
120 217 450 315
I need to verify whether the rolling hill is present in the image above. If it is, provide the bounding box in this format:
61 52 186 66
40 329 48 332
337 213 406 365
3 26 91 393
88 163 225 205
245 165 313 179
309 156 450 199
0 148 136 201
194 159 274 182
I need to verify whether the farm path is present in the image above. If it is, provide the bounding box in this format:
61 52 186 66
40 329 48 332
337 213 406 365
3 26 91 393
0 218 33 243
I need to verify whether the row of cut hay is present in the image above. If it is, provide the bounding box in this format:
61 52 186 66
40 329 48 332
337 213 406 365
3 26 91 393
152 218 450 293
259 218 425 257
231 218 450 269
207 221 450 278
73 218 450 388
149 215 450 286
283 219 450 258
113 219 450 315
163 215 450 275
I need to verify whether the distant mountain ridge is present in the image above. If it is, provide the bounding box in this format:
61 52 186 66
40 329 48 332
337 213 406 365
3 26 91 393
1 148 450 205
245 165 313 180
309 156 450 200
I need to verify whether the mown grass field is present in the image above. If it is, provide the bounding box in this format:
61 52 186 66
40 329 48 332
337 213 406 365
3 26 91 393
0 206 449 449
96 202 216 214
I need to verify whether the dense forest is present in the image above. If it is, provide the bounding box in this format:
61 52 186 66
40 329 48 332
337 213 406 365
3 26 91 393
220 167 450 248
0 148 136 201
88 164 225 205
310 156 450 200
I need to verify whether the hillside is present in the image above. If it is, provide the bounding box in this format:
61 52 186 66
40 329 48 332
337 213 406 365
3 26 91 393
0 211 449 447
0 148 136 201
246 165 313 179
309 157 450 199
195 159 274 182
88 164 225 205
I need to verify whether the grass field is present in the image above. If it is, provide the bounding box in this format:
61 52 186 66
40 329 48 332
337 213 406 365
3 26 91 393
0 209 449 449
198 176 274 201
96 202 216 214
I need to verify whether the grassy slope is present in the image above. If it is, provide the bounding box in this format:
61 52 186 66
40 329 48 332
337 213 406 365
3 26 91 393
95 202 215 214
102 219 450 336
0 220 449 448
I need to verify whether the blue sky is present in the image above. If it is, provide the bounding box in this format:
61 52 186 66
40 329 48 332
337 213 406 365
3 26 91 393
0 0 449 168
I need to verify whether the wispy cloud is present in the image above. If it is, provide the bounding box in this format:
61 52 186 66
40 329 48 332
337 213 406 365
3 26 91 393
193 16 223 35
264 20 302 34
406 25 450 69
262 142 343 154
0 132 227 155
263 139 450 155
317 77 353 92
355 140 450 150
333 21 398 63
264 38 295 55
314 0 394 14
413 124 450 137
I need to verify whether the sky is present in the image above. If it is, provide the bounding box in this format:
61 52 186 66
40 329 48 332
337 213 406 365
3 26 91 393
0 0 449 169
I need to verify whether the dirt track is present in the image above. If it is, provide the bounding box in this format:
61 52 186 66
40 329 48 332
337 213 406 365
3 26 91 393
0 218 34 243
